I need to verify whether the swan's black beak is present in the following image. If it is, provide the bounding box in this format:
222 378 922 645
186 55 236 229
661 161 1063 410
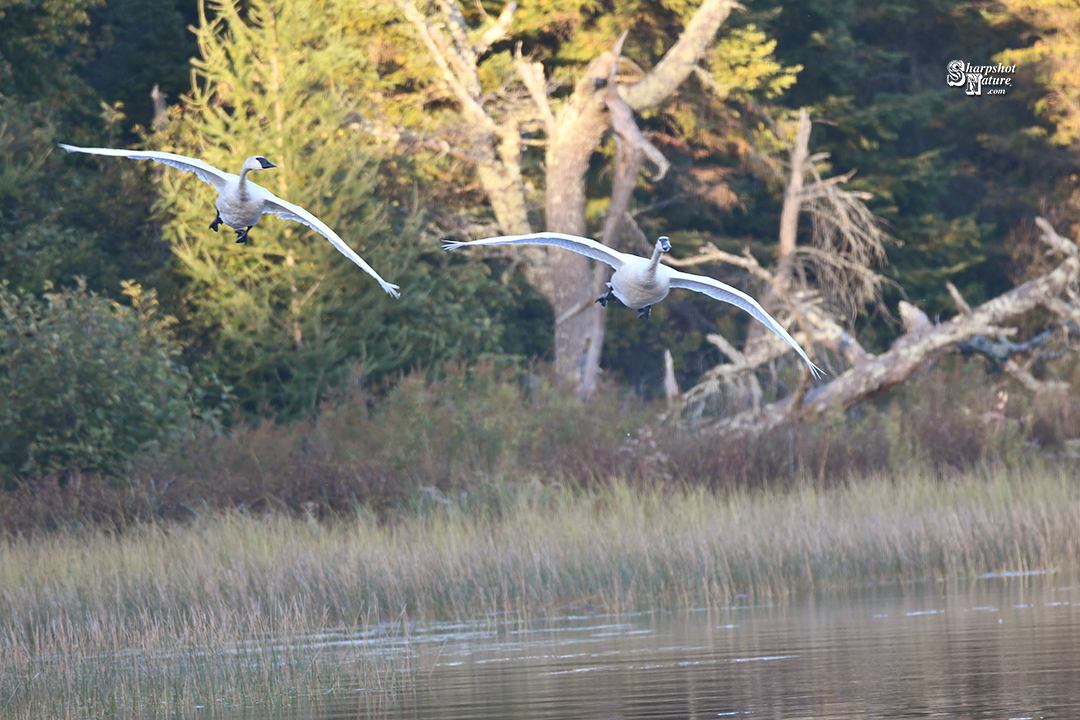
658 236 671 253
257 157 277 169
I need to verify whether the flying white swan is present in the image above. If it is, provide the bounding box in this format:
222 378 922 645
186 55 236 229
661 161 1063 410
58 144 400 298
444 232 824 377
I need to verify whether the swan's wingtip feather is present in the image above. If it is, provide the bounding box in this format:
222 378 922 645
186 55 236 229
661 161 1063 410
809 362 827 379
58 143 78 152
384 283 401 299
442 241 466 251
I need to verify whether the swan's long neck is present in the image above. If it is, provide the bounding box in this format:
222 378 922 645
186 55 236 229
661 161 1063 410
644 243 664 280
238 167 252 200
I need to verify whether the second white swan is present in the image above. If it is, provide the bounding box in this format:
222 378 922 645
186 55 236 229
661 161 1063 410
59 144 399 298
444 232 824 377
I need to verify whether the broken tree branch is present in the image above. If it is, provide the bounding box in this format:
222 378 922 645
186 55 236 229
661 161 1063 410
777 108 812 282
620 0 742 111
795 219 1079 419
947 281 972 316
676 217 1078 435
514 42 555 138
473 1 516 55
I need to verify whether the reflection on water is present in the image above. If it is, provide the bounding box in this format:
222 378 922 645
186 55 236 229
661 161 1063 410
322 574 1079 719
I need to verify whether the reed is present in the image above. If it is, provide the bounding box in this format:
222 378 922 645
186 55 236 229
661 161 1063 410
2 463 1078 718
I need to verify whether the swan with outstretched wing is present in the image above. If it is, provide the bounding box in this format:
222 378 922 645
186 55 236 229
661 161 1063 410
59 144 399 298
445 232 823 377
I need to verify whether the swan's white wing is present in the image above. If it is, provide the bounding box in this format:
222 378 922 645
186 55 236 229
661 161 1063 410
668 269 825 378
443 232 632 270
261 195 400 298
59 144 230 190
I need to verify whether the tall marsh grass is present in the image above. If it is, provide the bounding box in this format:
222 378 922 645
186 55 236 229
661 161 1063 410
3 464 1079 718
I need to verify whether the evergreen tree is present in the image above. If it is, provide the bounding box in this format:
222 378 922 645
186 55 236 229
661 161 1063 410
994 0 1080 150
0 0 175 301
150 0 548 419
749 0 1067 340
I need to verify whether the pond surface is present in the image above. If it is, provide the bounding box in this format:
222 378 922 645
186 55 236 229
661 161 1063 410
324 573 1079 719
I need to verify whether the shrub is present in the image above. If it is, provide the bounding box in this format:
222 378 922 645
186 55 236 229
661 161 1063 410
0 280 200 480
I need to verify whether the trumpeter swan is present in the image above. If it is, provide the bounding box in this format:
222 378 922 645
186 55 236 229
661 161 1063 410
444 232 824 377
58 144 399 298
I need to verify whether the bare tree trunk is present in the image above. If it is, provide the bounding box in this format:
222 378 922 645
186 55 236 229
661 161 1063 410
776 108 812 285
546 0 737 386
546 52 620 384
396 0 738 390
746 108 812 357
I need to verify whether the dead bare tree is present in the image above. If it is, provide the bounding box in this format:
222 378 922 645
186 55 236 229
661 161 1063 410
661 110 1079 433
664 108 890 422
387 0 739 395
670 216 1079 434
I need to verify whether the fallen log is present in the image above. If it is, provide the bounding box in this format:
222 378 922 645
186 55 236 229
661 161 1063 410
708 217 1079 435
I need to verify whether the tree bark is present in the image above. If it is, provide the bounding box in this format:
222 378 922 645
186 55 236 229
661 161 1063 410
776 108 812 285
398 0 739 389
546 0 737 386
620 0 740 111
545 53 620 383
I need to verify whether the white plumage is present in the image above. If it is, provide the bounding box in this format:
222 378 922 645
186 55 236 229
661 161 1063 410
58 144 399 298
445 232 824 378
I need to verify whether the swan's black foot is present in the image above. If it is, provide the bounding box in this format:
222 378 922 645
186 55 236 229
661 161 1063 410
209 212 223 232
596 284 616 307
637 305 652 320
234 226 252 245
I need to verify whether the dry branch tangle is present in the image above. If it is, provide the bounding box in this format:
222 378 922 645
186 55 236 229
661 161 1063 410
708 218 1079 435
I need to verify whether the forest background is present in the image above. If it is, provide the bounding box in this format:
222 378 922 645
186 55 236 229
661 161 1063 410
2 0 1079 528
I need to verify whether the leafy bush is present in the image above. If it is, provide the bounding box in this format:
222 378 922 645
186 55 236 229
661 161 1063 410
3 355 1077 533
0 280 202 480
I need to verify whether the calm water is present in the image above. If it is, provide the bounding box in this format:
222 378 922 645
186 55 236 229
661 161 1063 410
321 574 1080 719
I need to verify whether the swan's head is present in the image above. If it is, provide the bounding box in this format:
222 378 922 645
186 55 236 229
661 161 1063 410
656 236 672 254
241 155 277 173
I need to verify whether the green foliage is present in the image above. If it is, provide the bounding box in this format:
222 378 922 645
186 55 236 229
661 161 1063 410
0 97 179 303
0 280 200 480
994 0 1080 149
149 0 549 419
0 0 100 101
706 24 802 102
747 0 1065 341
0 0 182 305
3 0 1078 416
79 0 198 132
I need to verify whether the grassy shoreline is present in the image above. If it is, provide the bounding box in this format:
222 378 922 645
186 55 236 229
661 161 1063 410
3 464 1079 718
